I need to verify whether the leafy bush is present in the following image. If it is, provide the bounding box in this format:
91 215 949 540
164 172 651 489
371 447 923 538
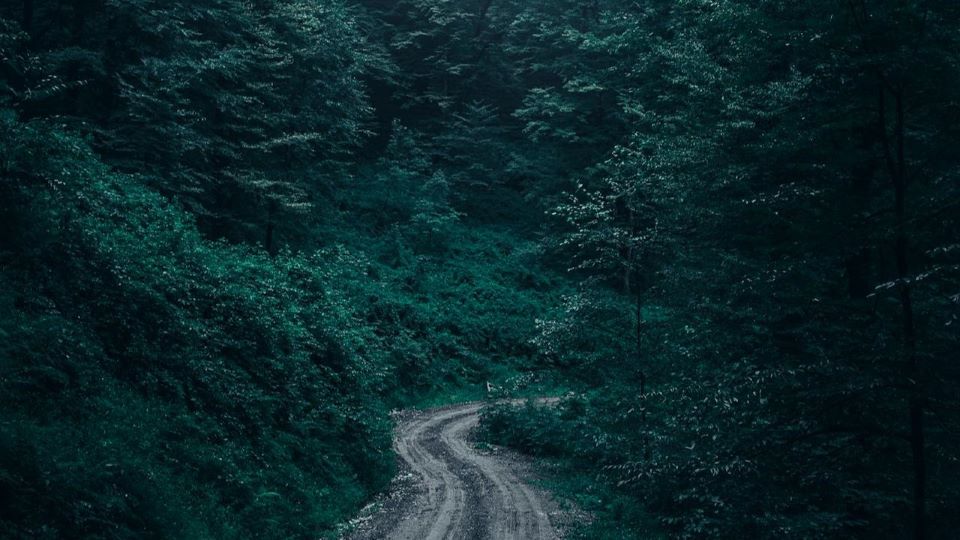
0 112 393 538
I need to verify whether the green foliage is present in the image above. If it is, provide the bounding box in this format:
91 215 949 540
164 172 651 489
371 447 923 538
2 0 959 538
491 1 960 538
481 399 666 539
0 106 393 538
3 0 390 247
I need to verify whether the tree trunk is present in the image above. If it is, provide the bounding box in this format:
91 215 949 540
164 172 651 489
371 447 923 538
22 0 33 39
478 0 494 19
635 282 651 460
636 288 644 390
627 206 650 458
265 200 276 256
880 81 925 540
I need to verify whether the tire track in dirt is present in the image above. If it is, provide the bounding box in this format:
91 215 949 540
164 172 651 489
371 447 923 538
343 402 560 540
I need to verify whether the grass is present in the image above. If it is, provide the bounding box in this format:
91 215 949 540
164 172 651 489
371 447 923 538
406 365 570 409
477 396 666 540
534 457 665 539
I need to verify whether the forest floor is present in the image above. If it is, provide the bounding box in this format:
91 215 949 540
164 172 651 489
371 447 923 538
339 400 578 540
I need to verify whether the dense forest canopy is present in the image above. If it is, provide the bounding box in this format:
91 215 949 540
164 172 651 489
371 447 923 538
1 0 958 538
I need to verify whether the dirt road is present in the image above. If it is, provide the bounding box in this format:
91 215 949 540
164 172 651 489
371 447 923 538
342 402 561 540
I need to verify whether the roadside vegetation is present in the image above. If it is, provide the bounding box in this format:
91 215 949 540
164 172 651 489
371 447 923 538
2 1 958 538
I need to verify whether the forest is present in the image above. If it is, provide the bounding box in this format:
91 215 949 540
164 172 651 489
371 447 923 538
0 0 958 538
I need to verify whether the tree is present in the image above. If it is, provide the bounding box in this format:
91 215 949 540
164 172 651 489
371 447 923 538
1 0 386 248
523 0 960 536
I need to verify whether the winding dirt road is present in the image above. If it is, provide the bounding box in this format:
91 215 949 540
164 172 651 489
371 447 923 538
342 402 561 540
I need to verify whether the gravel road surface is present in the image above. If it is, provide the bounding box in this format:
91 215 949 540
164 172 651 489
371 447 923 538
342 401 563 540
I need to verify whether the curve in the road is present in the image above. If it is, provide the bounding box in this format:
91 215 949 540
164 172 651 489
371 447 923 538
344 402 559 540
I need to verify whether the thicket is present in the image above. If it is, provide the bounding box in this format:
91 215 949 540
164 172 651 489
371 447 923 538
2 0 958 539
483 1 960 539
0 1 562 537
